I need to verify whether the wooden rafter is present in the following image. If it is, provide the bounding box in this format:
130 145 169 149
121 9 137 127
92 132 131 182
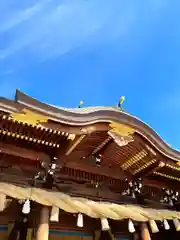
133 159 157 175
121 149 148 170
0 129 61 148
144 161 165 177
65 135 86 155
91 136 112 155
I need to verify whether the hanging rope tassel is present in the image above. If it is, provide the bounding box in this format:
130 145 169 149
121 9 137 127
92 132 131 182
77 213 83 228
22 200 30 214
128 219 135 233
50 206 59 222
149 220 159 233
173 218 180 231
163 219 170 230
101 218 110 231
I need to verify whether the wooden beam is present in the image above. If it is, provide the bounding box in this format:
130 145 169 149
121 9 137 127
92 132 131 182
144 179 168 189
0 143 50 163
142 161 165 177
62 163 176 191
65 135 86 155
65 162 133 180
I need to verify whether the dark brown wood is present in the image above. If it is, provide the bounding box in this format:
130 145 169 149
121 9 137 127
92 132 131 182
15 90 180 161
0 142 50 162
1 89 180 223
65 162 132 180
1 89 180 161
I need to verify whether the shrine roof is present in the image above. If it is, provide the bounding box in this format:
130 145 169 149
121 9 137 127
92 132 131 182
0 90 180 201
0 89 179 162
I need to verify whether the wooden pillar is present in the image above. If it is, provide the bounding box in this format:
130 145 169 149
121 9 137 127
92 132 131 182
36 207 50 240
141 223 151 240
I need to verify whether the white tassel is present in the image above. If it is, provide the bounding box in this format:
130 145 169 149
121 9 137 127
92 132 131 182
128 219 135 233
22 200 30 214
163 219 170 230
173 218 180 231
50 206 59 222
132 192 136 199
101 218 110 231
77 213 83 228
149 220 159 233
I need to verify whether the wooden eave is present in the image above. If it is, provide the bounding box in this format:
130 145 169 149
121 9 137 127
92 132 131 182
63 131 180 186
0 120 65 149
0 90 179 189
0 89 179 162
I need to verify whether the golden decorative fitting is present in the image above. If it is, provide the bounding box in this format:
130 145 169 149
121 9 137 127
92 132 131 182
108 131 133 147
10 109 48 126
119 96 125 105
109 122 135 137
176 161 180 166
121 149 148 170
151 162 165 173
67 134 76 141
80 126 96 134
154 171 180 181
133 159 156 174
166 163 180 171
0 129 59 148
108 122 135 147
158 161 165 168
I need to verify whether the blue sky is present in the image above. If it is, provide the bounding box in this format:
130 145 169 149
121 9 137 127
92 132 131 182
0 0 180 149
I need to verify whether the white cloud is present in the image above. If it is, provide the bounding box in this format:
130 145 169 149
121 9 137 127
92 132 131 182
0 0 109 59
0 0 52 33
0 0 170 61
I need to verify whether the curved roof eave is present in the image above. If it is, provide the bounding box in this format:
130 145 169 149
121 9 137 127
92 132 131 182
1 90 180 162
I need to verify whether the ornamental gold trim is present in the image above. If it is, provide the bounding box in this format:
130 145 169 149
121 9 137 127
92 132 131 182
109 122 135 137
10 109 48 126
108 122 135 147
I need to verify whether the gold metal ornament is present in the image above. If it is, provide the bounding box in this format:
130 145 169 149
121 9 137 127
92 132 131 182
108 122 135 147
109 122 135 137
10 109 48 126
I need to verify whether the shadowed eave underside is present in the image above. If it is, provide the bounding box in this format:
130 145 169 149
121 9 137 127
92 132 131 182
0 89 179 162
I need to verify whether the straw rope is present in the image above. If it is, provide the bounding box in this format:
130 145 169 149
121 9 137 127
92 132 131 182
0 182 180 221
